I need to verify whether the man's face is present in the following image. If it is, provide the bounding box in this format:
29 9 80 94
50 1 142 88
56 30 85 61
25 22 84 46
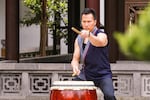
81 13 97 32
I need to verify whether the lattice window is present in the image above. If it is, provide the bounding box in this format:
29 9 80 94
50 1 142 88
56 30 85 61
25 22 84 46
129 5 145 25
125 1 149 29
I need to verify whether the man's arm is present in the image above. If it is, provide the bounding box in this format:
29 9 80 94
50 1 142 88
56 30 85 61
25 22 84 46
80 30 108 47
89 32 108 47
71 38 81 76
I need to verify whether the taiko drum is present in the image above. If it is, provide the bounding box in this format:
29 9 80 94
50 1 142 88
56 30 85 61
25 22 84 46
50 81 97 100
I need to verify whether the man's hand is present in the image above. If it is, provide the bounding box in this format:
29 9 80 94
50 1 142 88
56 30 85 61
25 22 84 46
80 30 90 38
72 66 80 76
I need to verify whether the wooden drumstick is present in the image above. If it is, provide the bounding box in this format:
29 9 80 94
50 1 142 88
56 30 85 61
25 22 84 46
72 73 77 77
71 27 82 35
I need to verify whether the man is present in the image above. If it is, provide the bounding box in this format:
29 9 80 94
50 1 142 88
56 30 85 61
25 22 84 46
71 8 116 100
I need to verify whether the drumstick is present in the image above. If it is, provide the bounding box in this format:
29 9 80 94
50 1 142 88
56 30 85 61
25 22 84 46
71 27 82 35
72 73 77 77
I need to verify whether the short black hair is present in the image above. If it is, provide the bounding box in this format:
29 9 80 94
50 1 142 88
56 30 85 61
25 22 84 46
81 8 97 20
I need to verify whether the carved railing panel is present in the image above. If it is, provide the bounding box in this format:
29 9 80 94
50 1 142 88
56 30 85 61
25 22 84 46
29 74 52 93
142 75 150 96
1 73 22 94
59 73 73 81
113 74 133 96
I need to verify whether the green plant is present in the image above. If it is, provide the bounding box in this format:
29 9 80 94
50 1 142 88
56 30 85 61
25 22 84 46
114 4 150 61
20 0 68 56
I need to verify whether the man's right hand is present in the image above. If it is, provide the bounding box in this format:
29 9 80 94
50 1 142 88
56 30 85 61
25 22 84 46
72 66 80 76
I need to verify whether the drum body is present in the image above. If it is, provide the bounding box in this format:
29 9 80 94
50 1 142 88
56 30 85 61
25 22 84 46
50 81 97 100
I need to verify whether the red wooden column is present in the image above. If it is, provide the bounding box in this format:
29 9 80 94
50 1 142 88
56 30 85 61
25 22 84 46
86 0 100 27
6 0 19 62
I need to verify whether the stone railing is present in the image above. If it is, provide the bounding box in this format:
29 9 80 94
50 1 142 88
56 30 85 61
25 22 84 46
0 61 150 100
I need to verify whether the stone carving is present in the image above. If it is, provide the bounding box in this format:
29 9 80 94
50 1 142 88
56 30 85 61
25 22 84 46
1 74 21 93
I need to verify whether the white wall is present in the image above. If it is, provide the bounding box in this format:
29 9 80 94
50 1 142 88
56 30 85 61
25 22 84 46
0 0 5 57
19 0 41 53
100 0 105 26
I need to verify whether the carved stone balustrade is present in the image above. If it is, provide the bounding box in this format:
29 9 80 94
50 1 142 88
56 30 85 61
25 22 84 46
0 61 150 100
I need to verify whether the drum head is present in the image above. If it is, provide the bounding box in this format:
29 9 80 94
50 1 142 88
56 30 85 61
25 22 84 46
50 81 96 90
